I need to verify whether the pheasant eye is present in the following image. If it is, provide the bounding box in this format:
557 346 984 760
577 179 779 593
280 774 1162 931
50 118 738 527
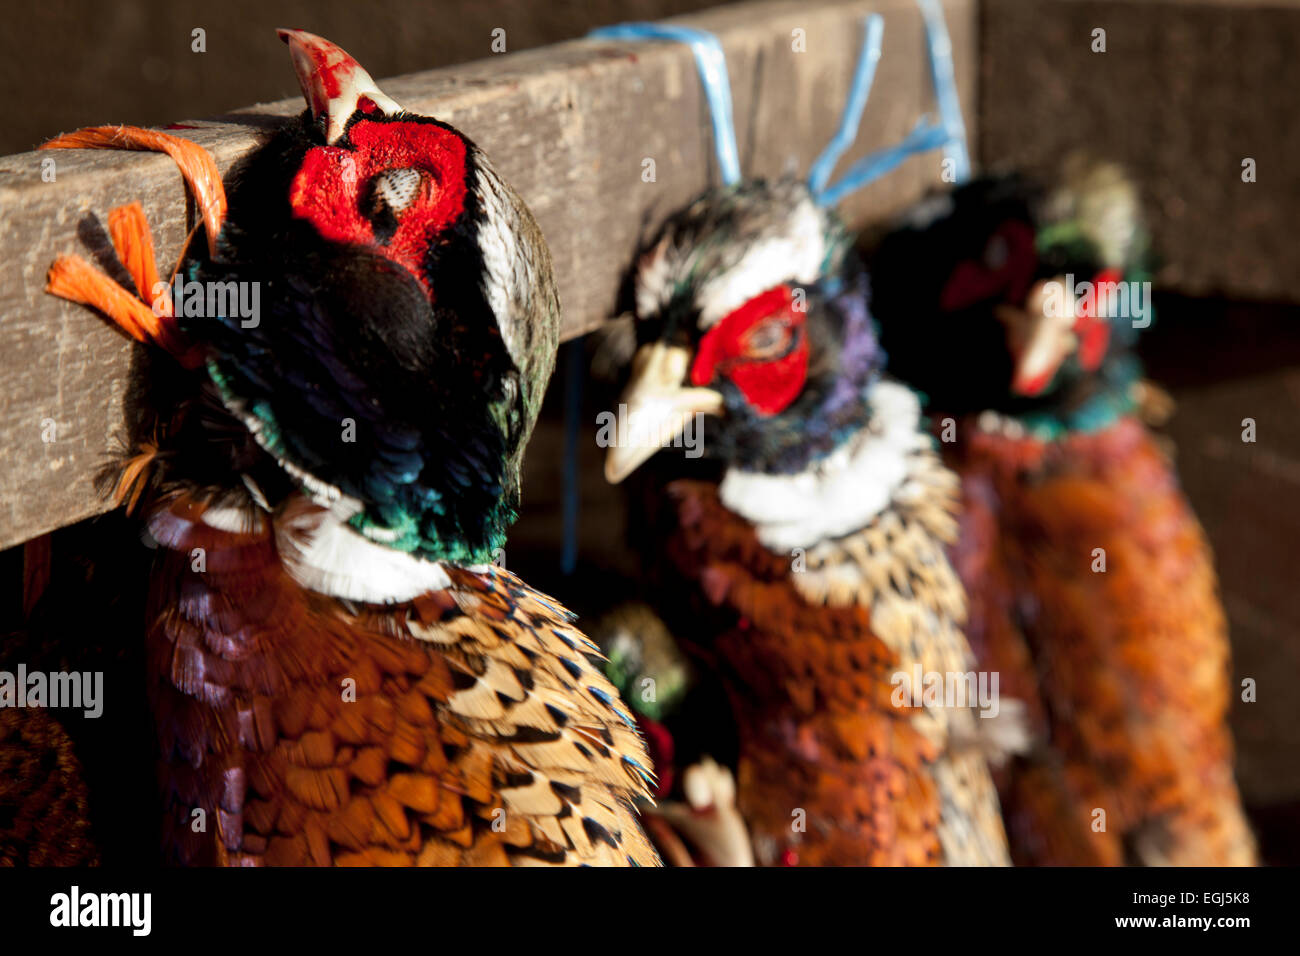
367 167 428 217
741 317 794 360
359 167 434 244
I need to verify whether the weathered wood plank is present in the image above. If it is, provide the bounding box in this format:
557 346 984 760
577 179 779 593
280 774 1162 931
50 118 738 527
0 0 975 549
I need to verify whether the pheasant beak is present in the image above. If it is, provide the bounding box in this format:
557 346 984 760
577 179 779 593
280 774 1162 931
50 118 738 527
604 343 724 484
278 29 403 145
1000 277 1076 397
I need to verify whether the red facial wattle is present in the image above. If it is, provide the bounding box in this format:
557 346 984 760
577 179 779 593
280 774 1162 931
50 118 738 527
690 284 809 416
288 121 468 297
1073 267 1120 372
939 219 1037 312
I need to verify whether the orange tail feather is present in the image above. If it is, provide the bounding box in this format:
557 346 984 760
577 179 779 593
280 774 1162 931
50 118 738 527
41 125 226 257
47 254 157 345
108 202 164 303
112 441 161 514
45 251 200 367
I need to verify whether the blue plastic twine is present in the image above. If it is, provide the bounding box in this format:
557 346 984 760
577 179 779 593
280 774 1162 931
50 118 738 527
817 117 953 207
814 0 971 205
918 0 970 182
590 2 969 204
808 14 885 197
588 23 742 186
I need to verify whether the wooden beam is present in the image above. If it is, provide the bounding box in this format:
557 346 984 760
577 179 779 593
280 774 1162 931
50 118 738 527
0 0 975 550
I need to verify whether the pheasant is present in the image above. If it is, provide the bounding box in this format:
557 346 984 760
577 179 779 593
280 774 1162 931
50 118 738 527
42 29 656 866
589 8 1010 867
588 601 755 866
603 176 1011 867
869 158 1257 866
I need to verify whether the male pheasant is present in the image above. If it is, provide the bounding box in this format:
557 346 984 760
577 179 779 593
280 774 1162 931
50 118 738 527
869 158 1257 866
604 178 1012 867
43 30 656 866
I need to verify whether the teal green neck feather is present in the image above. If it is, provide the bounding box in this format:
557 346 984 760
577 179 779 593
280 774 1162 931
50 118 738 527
1011 354 1142 441
209 361 516 566
345 503 514 565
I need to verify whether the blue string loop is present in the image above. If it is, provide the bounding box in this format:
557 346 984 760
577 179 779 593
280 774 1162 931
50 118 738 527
588 23 741 186
808 15 885 197
918 0 970 182
590 0 970 204
816 117 950 207
814 0 971 204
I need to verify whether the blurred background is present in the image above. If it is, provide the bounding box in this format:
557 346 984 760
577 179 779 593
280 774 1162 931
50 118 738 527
1 0 1296 863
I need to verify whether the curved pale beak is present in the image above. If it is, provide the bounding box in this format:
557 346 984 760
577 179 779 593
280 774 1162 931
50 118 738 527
999 276 1076 397
603 343 724 484
278 28 403 145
